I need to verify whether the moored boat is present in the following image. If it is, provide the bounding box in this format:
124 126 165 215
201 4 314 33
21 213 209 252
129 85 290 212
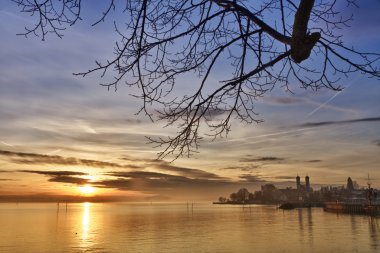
324 202 380 216
324 176 380 216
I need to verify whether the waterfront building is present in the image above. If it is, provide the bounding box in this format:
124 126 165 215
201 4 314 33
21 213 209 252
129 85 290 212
296 175 301 190
347 177 354 191
305 175 310 191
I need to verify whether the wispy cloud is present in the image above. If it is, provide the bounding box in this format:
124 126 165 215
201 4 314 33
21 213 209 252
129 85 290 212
0 170 13 173
48 176 89 185
0 194 127 203
264 95 359 115
46 149 62 155
18 170 88 176
239 174 266 183
220 165 261 172
0 141 14 147
297 117 380 128
19 170 89 185
306 160 322 163
0 150 124 168
272 176 296 180
106 171 183 179
265 96 305 105
150 161 225 179
214 128 311 145
75 119 97 134
96 171 234 193
240 156 285 163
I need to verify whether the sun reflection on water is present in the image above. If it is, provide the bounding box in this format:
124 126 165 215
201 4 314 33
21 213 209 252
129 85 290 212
82 202 90 241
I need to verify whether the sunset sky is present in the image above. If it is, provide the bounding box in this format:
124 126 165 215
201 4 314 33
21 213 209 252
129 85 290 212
0 1 379 201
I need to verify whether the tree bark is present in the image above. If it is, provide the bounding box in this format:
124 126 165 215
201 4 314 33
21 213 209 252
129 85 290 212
291 0 320 63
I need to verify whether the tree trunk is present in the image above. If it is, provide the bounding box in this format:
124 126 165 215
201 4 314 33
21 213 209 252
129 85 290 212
291 0 320 63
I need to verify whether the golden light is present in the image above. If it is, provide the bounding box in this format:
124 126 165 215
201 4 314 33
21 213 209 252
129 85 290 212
82 202 90 241
79 185 96 195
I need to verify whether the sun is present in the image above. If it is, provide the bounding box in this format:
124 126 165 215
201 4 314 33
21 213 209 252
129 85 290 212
79 185 96 195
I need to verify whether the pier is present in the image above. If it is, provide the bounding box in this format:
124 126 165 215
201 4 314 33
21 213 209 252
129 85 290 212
324 202 380 216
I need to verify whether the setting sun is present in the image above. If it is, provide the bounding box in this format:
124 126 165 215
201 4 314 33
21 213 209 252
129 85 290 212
79 185 96 195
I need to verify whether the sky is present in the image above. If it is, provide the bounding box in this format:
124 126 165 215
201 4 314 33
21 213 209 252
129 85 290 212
0 1 379 202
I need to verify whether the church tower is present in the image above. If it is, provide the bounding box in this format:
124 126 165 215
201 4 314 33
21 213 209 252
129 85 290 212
296 175 301 190
347 177 354 191
305 175 310 191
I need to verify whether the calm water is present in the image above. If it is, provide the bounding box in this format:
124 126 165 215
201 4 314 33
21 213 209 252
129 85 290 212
0 203 379 253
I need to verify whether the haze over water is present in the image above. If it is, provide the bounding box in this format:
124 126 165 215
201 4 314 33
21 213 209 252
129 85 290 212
0 203 379 253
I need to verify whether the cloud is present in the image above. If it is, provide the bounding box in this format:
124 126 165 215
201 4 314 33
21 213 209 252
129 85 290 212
144 195 171 201
150 161 225 179
272 176 296 180
106 171 182 179
170 106 226 120
121 156 155 163
239 156 285 163
19 170 89 185
0 141 14 147
264 96 359 114
125 119 143 125
95 177 232 192
122 164 143 169
93 178 133 190
297 117 380 128
48 176 89 185
238 174 266 183
265 96 305 105
0 194 128 203
18 170 88 176
0 178 16 181
0 170 13 173
98 170 233 192
305 160 322 163
220 165 261 172
0 150 124 168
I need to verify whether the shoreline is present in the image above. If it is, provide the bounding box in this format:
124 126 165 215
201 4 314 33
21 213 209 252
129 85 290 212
213 201 324 208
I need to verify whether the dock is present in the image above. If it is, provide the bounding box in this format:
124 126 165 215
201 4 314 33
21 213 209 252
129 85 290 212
324 202 380 216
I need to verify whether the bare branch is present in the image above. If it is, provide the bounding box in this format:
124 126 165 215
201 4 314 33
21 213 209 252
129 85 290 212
14 0 380 159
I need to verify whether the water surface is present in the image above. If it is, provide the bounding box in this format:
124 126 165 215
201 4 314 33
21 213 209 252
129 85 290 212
0 203 379 252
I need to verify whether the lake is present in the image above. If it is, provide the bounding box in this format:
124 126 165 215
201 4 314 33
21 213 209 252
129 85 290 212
0 203 379 252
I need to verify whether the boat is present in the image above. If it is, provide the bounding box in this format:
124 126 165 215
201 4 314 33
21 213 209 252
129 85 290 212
279 203 295 210
324 175 380 216
324 201 380 216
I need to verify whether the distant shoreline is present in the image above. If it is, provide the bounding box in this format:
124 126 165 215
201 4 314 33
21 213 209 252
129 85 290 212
213 201 324 208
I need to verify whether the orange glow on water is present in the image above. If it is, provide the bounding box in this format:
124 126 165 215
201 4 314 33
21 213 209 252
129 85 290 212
82 202 90 241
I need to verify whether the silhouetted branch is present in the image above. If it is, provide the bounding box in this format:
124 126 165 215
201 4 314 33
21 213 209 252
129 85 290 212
14 0 380 159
